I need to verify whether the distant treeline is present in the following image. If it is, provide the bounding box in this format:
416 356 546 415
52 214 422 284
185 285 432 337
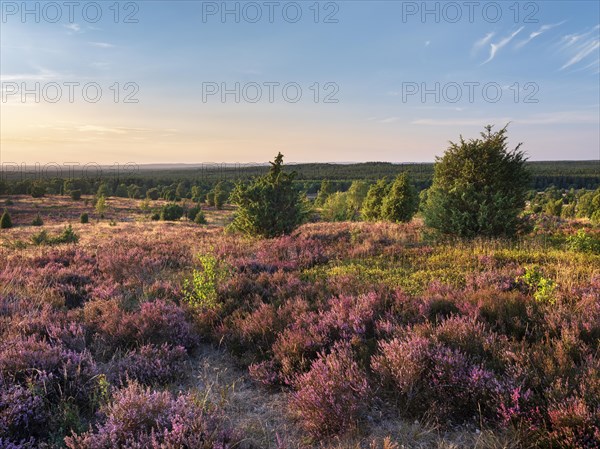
0 161 598 197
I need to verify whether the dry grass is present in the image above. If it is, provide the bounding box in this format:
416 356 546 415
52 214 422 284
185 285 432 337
178 345 520 449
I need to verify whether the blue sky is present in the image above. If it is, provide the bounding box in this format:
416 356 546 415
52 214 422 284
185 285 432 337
1 1 599 163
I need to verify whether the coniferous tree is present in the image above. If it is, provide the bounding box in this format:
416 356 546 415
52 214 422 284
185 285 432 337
230 153 308 237
314 180 336 207
361 178 389 221
423 125 529 237
0 209 13 229
381 172 418 223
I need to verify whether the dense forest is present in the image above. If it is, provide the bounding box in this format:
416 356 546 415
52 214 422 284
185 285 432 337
1 160 598 198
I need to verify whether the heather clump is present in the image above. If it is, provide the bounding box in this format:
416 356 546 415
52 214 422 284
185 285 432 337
83 299 198 357
371 335 501 423
109 344 188 386
290 342 370 437
65 383 239 449
0 337 103 444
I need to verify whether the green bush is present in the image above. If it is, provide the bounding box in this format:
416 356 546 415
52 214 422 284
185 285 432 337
0 209 12 229
207 182 227 209
96 183 111 198
115 184 128 198
160 203 184 221
80 213 89 224
163 189 177 201
183 254 227 309
423 125 529 238
206 190 215 207
31 229 50 245
321 192 353 222
95 196 107 218
194 210 207 225
517 266 557 305
314 180 336 207
70 189 82 200
186 205 201 221
55 225 79 244
32 214 44 226
545 199 562 217
146 188 160 200
346 180 369 215
561 203 576 219
591 210 600 226
30 183 46 198
32 226 80 245
381 172 418 223
176 182 188 199
229 153 308 237
566 230 600 254
361 178 388 221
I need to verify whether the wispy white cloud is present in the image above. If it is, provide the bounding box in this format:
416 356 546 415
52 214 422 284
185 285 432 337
481 27 524 64
1 67 61 81
472 32 495 53
559 25 600 49
379 117 401 124
64 23 81 33
515 22 564 48
560 26 600 71
88 42 115 48
77 125 151 135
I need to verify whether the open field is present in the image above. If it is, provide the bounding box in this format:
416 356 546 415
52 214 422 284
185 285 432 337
0 195 598 448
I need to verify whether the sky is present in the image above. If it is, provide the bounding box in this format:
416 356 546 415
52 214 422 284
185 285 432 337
1 0 599 165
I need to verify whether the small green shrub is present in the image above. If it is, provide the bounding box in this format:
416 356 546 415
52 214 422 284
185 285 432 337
591 210 600 226
194 210 207 225
381 172 418 223
183 254 227 309
160 203 184 221
32 225 79 245
361 178 388 221
31 229 50 245
80 213 89 224
95 196 106 218
321 192 353 222
5 199 14 206
30 183 46 198
70 189 82 200
56 225 79 244
32 214 44 226
566 230 600 254
517 266 557 305
186 205 201 220
146 188 160 200
139 198 151 212
0 209 12 229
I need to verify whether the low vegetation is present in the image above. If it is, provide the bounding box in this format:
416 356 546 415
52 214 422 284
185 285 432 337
0 127 598 448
